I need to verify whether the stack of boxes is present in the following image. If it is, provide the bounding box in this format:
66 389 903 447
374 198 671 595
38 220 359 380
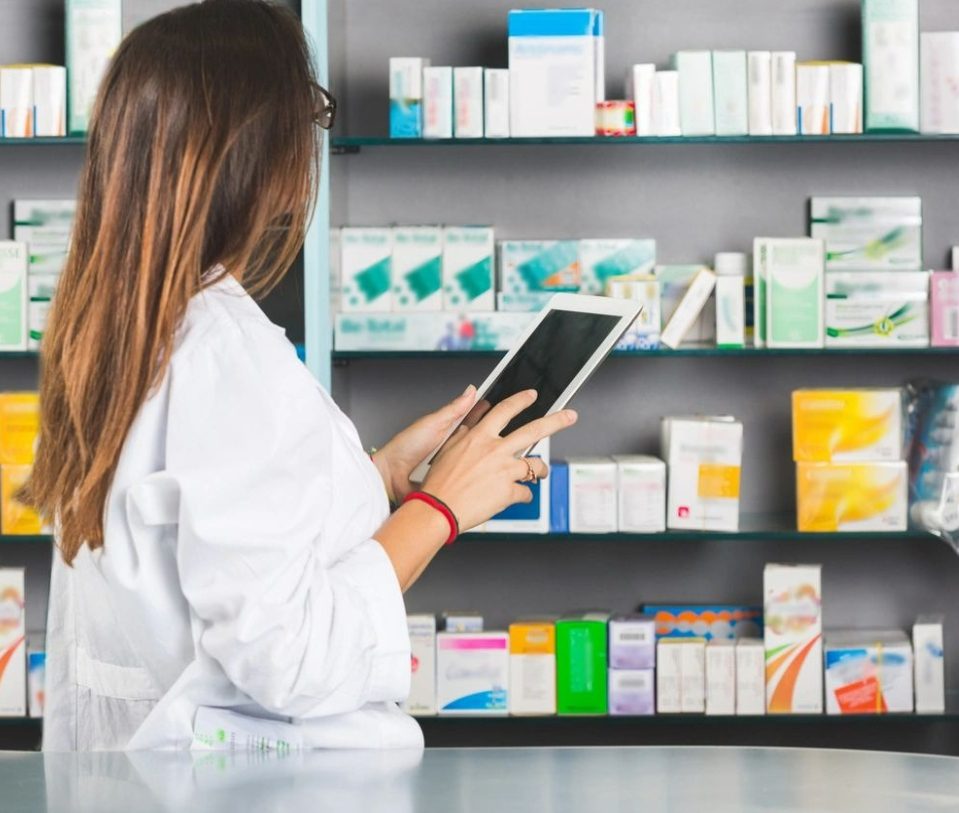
607 615 655 715
0 65 66 138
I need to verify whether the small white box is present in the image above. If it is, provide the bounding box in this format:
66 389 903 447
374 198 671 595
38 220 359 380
403 614 436 716
824 271 929 348
747 51 773 136
437 632 509 715
454 67 484 138
771 52 797 135
0 67 33 138
627 64 656 136
443 612 484 633
653 71 681 136
706 640 736 716
423 66 453 139
680 639 707 713
339 227 392 312
389 57 428 139
921 33 959 134
824 630 913 715
0 569 26 716
735 638 766 715
567 456 617 534
442 226 495 311
612 455 665 533
391 226 443 312
608 669 655 716
673 51 715 136
830 62 864 135
761 238 825 349
0 243 28 351
913 615 945 714
656 639 683 713
797 62 831 135
660 268 717 349
578 239 655 295
608 615 656 670
484 69 510 138
509 621 556 716
32 65 67 137
715 275 745 349
712 51 748 136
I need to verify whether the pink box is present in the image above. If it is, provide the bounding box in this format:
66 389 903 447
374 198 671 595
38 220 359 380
931 272 959 347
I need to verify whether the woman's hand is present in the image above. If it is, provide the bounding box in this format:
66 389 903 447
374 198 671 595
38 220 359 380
371 386 477 503
421 389 578 532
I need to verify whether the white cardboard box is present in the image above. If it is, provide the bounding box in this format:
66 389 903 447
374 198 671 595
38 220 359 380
442 226 495 311
453 67 484 138
771 52 797 135
830 62 864 135
747 51 773 136
797 62 830 135
484 69 510 138
403 614 437 716
391 226 443 312
423 66 453 139
673 51 715 136
437 632 509 715
509 621 556 716
712 51 748 136
567 456 617 534
824 629 913 715
862 0 919 132
706 639 736 716
653 70 681 136
921 33 959 134
612 455 665 533
656 639 683 713
660 268 717 349
627 64 656 136
735 638 766 715
762 237 825 349
0 569 26 716
913 615 945 713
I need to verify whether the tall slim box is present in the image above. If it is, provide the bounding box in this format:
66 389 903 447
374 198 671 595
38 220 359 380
66 0 122 134
0 67 34 138
567 457 617 534
797 62 830 135
653 71 681 136
442 226 494 311
862 0 919 132
706 639 736 716
613 455 665 533
764 563 823 714
453 67 484 138
627 64 656 136
0 392 40 465
656 638 707 713
931 271 959 348
747 51 773 135
830 62 864 134
735 638 766 715
509 621 556 716
913 615 945 713
423 67 453 139
339 228 392 313
403 615 436 716
771 52 797 135
32 65 67 138
921 33 959 134
763 238 825 349
436 632 509 715
673 51 715 136
0 243 28 351
1 465 43 535
391 227 443 312
483 69 510 138
389 57 427 139
712 51 748 136
556 613 609 715
0 569 25 716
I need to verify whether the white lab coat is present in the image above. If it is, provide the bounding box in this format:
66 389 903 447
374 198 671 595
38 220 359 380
43 274 422 751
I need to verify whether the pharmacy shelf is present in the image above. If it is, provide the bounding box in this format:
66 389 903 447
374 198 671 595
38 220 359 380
0 535 52 544
0 136 86 147
0 352 38 360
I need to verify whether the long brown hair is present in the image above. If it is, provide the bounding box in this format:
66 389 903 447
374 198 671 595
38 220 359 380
25 0 322 564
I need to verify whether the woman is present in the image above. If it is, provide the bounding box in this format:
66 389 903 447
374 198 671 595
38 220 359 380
26 0 575 751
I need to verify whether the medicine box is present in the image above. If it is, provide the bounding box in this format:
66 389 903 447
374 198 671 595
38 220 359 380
442 612 483 633
27 647 44 718
797 461 908 532
339 228 392 313
761 238 825 349
567 457 617 534
706 639 736 716
735 638 766 715
453 67 484 139
747 51 773 136
509 621 556 716
436 632 509 715
921 33 959 134
672 51 715 136
389 57 427 138
403 614 436 716
771 52 797 135
862 0 919 132
612 455 665 533
481 440 550 534
764 563 823 714
556 613 609 715
810 197 922 272
31 65 66 138
606 276 660 350
712 51 748 136
578 239 655 296
792 388 904 463
715 275 745 349
0 243 28 351
825 271 929 348
627 64 655 136
499 241 580 301
13 199 76 276
28 301 50 351
1 464 43 535
484 68 510 138
656 638 705 713
660 268 716 350
423 66 453 139
66 0 122 134
653 70 681 136
442 227 494 311
0 393 39 466
334 312 534 352
662 417 743 532
655 265 715 346
931 272 959 348
646 605 763 642
391 227 443 312
0 569 26 716
913 615 945 713
824 630 913 714
608 615 656 670
830 62 864 135
0 66 33 138
549 459 569 533
797 62 830 135
608 669 654 716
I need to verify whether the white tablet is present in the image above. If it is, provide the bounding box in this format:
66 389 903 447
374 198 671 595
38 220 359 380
412 293 642 480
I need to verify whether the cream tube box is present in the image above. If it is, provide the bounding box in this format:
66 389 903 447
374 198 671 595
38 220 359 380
608 615 656 670
613 455 665 533
672 51 715 136
0 67 33 138
578 239 655 295
454 67 484 138
389 57 428 138
423 67 453 139
661 268 716 349
66 0 122 134
706 640 736 716
735 638 766 715
567 456 617 534
0 243 28 351
509 621 556 716
913 615 945 713
403 614 437 716
771 52 797 135
627 64 656 136
863 0 919 132
797 62 831 135
0 569 26 716
652 70 681 136
437 632 509 715
747 51 773 135
921 33 959 134
609 669 654 716
830 62 864 134
32 66 66 137
391 227 443 312
339 228 392 312
811 197 922 272
931 271 959 347
763 238 825 349
712 51 748 136
825 271 929 348
824 630 913 714
484 69 510 138
764 563 823 714
442 226 494 311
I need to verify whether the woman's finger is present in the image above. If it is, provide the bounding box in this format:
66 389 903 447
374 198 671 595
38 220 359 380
512 456 550 483
504 410 578 454
476 389 538 436
436 385 476 425
510 483 535 505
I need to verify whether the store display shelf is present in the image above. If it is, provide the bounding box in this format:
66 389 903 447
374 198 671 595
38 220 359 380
0 717 41 728
0 352 39 360
0 535 52 544
0 136 86 147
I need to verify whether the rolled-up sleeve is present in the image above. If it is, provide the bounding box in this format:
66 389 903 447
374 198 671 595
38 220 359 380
164 324 410 718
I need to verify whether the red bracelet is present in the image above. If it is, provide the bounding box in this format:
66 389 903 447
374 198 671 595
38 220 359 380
402 490 459 545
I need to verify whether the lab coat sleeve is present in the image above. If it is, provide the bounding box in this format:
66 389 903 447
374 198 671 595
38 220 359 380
164 324 410 718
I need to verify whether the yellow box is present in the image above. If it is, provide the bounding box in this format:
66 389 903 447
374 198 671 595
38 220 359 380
796 461 907 532
1 465 42 535
509 621 556 655
792 389 903 463
0 393 39 465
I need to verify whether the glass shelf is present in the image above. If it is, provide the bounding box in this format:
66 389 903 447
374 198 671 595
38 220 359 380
0 352 39 360
0 136 86 147
0 535 52 544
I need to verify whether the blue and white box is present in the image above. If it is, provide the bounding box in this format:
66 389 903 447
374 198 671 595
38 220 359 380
481 440 550 533
390 57 428 138
550 460 570 533
498 240 580 312
578 239 656 295
437 632 509 715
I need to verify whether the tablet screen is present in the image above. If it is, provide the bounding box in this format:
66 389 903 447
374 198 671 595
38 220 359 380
460 309 622 437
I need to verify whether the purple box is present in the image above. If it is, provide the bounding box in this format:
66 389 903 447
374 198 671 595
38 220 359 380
608 615 656 669
608 669 655 716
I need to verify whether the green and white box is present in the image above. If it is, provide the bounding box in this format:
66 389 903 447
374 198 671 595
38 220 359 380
28 299 51 350
712 51 748 136
443 227 494 311
825 271 929 347
392 227 443 312
672 51 715 136
13 200 76 275
762 238 825 349
862 0 919 132
339 227 392 312
0 243 28 351
578 239 655 295
810 197 922 271
498 240 579 311
334 312 534 352
66 0 122 134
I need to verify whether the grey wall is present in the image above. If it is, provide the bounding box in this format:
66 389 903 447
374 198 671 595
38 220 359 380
328 0 959 686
